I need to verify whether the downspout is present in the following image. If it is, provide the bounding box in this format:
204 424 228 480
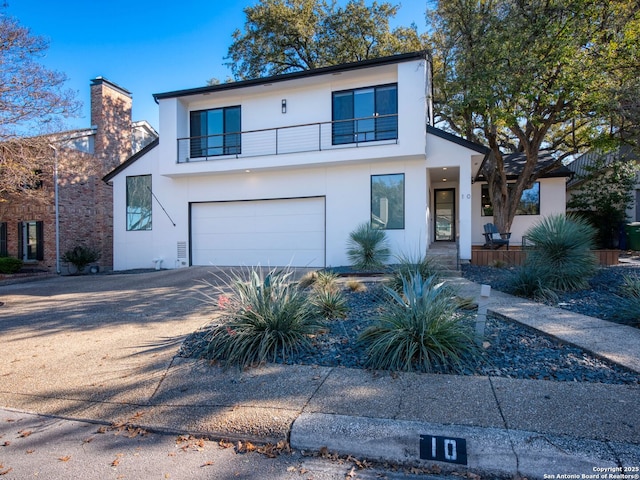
52 145 61 274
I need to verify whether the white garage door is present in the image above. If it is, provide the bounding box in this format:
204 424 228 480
191 197 325 267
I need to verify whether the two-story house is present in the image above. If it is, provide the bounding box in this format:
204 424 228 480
104 51 567 271
1 77 157 273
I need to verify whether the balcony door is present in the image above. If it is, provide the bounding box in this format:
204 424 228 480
434 189 455 242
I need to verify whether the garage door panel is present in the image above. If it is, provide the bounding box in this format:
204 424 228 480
192 198 325 267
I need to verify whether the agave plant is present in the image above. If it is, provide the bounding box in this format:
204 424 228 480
358 272 477 373
346 222 390 271
387 251 442 293
196 267 324 368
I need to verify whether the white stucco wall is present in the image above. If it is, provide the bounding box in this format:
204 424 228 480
157 59 428 177
111 145 427 270
471 176 568 246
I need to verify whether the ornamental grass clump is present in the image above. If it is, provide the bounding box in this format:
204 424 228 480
307 271 349 319
346 222 390 271
617 274 640 327
518 214 597 293
196 267 325 368
357 273 477 373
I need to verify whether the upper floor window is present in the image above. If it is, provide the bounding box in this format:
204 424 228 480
481 182 540 216
190 106 241 158
332 84 397 145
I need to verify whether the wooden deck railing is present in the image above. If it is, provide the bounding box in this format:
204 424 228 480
470 247 619 266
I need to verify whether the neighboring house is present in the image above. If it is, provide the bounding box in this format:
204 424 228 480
566 145 640 222
104 52 569 271
0 77 158 273
472 151 573 246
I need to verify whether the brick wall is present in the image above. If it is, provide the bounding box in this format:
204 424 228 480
1 78 133 273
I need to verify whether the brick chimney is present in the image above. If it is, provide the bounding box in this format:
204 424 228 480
90 77 132 173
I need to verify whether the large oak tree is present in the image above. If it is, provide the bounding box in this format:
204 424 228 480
428 0 640 233
225 0 425 80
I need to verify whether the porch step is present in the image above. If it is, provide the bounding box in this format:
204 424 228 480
426 243 460 277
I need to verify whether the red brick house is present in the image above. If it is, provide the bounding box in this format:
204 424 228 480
0 77 157 273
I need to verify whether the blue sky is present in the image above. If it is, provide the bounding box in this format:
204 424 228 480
6 1 427 132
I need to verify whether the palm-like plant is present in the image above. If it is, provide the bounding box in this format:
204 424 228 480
196 267 324 368
387 251 442 293
346 222 390 271
523 214 597 291
358 273 477 372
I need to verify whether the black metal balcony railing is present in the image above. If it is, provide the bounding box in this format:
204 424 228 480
176 114 398 163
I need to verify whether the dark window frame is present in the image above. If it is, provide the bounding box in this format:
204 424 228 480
332 83 398 145
481 182 541 216
0 222 8 257
18 221 44 261
126 175 153 231
190 105 241 158
371 173 405 230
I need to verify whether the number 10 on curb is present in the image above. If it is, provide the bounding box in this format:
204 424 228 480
419 435 468 465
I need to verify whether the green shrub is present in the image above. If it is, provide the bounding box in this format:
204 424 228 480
0 257 23 274
346 222 390 271
196 267 325 368
357 273 477 373
62 245 101 273
387 252 442 293
509 264 559 302
522 214 597 292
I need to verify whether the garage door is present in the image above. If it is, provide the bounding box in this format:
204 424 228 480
191 197 325 267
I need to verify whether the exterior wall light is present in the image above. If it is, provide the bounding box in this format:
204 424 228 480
282 99 287 114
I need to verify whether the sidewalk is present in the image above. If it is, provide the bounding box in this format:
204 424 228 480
1 271 639 479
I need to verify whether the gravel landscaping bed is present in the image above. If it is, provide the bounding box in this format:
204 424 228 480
180 278 640 385
461 263 640 325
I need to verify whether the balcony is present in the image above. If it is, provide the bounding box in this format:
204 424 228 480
176 114 398 164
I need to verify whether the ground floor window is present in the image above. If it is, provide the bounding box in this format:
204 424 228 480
18 221 43 261
126 175 152 231
481 182 540 216
371 173 404 229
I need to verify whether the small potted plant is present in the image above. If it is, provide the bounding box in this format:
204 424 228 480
61 245 101 275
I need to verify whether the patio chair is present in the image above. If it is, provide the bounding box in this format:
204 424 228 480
483 223 511 250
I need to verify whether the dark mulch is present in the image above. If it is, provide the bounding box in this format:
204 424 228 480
461 263 640 326
179 278 640 385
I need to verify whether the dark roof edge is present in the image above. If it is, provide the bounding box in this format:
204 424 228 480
153 51 429 101
426 125 490 154
103 137 159 183
91 77 132 97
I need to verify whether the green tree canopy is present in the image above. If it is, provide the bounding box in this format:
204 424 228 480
428 0 640 233
225 0 425 80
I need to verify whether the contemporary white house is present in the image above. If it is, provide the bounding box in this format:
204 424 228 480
104 51 569 271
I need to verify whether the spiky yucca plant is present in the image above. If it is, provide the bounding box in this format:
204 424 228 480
358 273 477 373
346 222 390 271
523 214 597 292
196 267 324 368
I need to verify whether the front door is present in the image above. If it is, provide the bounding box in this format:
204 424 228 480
434 189 455 241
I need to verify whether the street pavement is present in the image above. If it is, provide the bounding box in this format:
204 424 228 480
0 267 639 479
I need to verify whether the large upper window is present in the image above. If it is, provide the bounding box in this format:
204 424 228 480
126 175 152 231
481 182 540 216
190 106 241 158
371 174 404 229
332 84 397 145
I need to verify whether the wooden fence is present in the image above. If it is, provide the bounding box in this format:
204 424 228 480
470 247 619 266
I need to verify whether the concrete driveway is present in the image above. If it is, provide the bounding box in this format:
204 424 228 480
0 267 221 423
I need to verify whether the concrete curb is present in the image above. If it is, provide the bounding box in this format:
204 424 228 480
290 413 634 479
